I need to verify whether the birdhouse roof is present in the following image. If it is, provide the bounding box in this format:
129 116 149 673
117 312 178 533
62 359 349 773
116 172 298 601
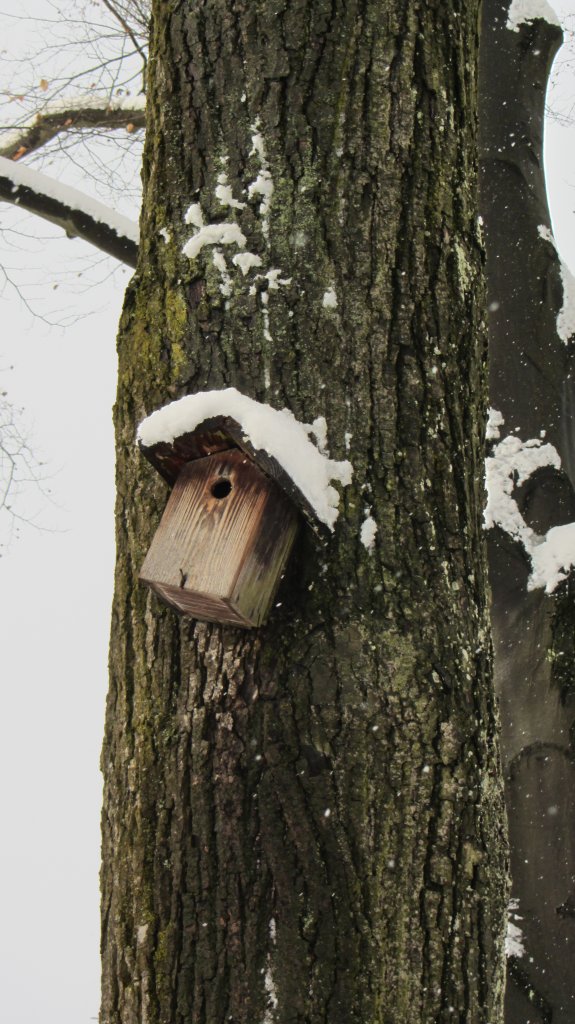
137 388 353 531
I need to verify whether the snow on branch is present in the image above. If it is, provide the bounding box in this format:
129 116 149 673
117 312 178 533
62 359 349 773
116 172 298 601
0 99 145 161
0 155 139 267
138 388 353 529
507 0 561 32
485 413 575 592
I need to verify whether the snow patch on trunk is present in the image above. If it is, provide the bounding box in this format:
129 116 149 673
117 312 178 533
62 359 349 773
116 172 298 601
212 250 232 296
183 222 246 260
507 0 561 31
262 965 278 1024
249 120 274 238
538 224 575 344
485 421 575 592
529 522 575 593
215 171 246 211
232 252 263 275
506 900 526 958
184 203 204 228
486 407 504 440
484 433 561 546
360 510 378 552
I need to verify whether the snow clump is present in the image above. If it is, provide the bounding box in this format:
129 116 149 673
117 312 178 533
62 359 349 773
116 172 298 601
505 900 526 959
507 0 561 32
485 420 575 592
138 388 353 529
360 510 378 552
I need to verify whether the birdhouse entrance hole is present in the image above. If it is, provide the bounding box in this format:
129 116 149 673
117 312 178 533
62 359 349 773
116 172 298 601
211 478 232 499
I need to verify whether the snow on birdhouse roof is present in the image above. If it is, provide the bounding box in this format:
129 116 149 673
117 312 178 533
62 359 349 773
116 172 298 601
137 388 353 529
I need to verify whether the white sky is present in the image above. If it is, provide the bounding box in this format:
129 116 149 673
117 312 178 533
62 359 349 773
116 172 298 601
546 4 575 267
0 3 574 1024
0 231 125 1019
0 3 136 1021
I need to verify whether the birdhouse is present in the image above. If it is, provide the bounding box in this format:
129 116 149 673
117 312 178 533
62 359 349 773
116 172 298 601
138 416 301 628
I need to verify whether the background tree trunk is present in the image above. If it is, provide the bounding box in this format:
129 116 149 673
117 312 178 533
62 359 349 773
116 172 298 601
100 2 507 1022
479 4 575 1022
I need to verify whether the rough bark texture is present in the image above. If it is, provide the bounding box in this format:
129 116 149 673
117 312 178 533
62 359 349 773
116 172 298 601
101 3 507 1023
478 5 575 1023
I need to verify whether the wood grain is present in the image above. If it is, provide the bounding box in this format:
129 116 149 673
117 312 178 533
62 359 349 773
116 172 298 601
139 449 299 627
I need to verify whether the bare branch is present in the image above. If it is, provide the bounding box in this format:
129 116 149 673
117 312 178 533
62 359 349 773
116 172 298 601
99 0 148 75
0 382 56 552
0 155 138 267
0 104 145 160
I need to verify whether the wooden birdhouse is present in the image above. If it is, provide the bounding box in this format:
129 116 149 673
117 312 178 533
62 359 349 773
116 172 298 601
138 416 302 628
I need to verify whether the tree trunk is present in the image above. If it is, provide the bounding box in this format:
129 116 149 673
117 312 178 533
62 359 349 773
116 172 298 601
479 6 575 1022
100 3 507 1022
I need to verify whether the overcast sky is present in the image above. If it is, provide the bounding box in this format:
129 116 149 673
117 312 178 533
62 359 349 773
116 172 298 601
1 3 575 1024
0 3 135 1021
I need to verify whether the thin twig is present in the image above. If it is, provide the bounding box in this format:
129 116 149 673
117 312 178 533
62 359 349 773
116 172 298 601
99 0 148 73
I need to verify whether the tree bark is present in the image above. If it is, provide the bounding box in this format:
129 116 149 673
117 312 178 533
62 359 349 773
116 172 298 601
479 6 575 1022
101 3 507 1022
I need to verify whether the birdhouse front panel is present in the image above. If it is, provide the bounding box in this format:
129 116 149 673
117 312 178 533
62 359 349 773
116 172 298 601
139 448 299 627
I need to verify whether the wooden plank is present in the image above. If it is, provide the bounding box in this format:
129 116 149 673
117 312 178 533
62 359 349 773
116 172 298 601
139 449 299 627
148 581 250 627
231 492 299 626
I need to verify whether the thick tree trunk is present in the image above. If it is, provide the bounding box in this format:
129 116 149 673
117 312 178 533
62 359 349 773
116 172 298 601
101 3 507 1022
479 6 575 1022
